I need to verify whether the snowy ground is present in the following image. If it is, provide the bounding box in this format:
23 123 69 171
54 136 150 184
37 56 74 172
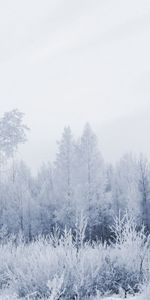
92 293 146 300
100 296 142 300
0 293 145 300
0 293 140 300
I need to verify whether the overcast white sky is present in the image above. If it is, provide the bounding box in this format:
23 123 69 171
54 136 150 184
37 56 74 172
0 0 150 172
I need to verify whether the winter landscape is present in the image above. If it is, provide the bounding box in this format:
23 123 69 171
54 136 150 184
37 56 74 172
1 0 150 299
0 111 150 299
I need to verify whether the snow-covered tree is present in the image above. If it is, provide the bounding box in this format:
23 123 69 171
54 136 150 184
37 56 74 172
0 109 29 182
53 126 76 228
0 109 28 158
75 123 107 240
0 161 36 239
36 163 55 234
138 155 150 231
112 153 141 219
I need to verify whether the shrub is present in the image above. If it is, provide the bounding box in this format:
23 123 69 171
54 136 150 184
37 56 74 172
0 213 149 299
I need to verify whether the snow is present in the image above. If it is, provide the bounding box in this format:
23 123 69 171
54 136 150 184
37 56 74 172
0 294 144 300
0 3 150 298
100 295 142 300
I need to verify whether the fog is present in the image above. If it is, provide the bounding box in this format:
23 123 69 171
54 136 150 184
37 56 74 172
0 0 150 172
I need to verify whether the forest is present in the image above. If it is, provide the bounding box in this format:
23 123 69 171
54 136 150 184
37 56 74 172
0 109 150 299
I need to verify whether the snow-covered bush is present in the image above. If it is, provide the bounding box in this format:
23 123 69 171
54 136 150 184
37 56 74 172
107 213 150 296
0 214 149 299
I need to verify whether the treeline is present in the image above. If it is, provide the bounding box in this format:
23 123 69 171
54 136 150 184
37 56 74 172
0 109 150 241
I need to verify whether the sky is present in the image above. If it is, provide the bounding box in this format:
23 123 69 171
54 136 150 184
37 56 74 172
0 0 150 172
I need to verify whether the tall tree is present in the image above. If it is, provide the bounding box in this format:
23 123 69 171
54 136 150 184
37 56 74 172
36 163 55 234
0 109 29 182
76 123 106 239
54 126 76 228
0 109 28 158
138 155 150 231
112 154 141 219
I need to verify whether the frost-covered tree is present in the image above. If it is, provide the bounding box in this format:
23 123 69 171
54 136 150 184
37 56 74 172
1 115 150 243
0 161 35 239
75 123 107 240
138 155 150 231
36 163 55 234
53 126 76 228
76 124 104 207
112 154 141 219
0 109 29 182
0 109 28 158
